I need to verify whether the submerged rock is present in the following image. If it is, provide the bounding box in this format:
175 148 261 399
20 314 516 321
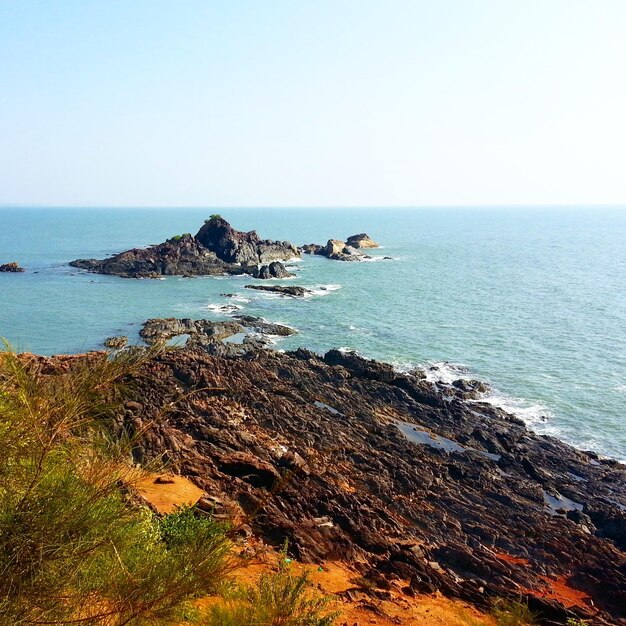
245 284 310 297
70 216 299 279
0 262 25 272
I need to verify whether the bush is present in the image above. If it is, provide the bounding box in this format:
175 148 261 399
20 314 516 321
0 345 337 626
491 598 539 626
205 558 337 626
0 347 233 625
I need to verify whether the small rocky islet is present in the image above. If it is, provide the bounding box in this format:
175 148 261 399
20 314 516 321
0 261 25 272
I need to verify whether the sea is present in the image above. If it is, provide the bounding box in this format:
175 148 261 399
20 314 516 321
1 207 625 461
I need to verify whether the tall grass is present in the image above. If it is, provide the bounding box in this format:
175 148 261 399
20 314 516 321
0 346 337 626
0 348 233 625
206 559 337 626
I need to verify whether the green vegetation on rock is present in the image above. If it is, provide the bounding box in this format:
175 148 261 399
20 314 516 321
0 345 335 626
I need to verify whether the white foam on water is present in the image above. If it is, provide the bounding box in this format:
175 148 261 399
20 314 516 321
423 361 470 384
338 346 359 354
615 384 626 393
360 255 395 263
225 294 251 304
207 303 243 314
400 360 559 434
480 390 556 431
308 284 342 296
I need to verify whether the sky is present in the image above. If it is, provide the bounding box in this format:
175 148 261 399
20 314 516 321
1 0 626 208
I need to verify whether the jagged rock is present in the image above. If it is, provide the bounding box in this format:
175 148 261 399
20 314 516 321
138 316 294 355
104 336 128 349
139 318 244 344
346 233 379 248
244 285 310 297
70 217 299 278
300 243 324 255
253 261 294 279
0 262 25 272
322 239 363 261
33 347 626 624
300 237 376 262
195 216 299 265
234 315 297 337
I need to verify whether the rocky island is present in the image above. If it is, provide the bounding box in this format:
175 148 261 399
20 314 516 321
301 233 382 261
0 261 25 272
69 216 300 278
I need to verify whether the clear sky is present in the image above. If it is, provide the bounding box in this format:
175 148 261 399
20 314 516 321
1 0 625 207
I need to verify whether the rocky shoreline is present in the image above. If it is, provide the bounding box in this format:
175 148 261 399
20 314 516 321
36 330 626 625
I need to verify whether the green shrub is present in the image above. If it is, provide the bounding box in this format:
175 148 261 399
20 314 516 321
205 558 337 626
491 598 539 626
0 347 233 625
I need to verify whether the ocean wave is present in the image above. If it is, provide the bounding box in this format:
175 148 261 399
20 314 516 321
615 384 626 393
403 360 556 431
423 361 470 384
308 284 342 296
223 294 251 304
207 303 243 314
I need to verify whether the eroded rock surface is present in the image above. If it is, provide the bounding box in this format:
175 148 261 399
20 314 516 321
139 316 296 357
107 347 626 625
70 217 299 278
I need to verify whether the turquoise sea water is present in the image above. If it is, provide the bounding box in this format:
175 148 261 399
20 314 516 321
1 207 625 460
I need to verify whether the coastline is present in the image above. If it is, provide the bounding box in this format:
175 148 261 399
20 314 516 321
19 340 626 625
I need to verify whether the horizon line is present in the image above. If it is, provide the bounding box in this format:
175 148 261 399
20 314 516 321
2 203 626 210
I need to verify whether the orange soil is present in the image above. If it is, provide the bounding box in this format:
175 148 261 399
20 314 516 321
492 551 530 566
132 470 205 514
532 575 593 610
138 469 496 625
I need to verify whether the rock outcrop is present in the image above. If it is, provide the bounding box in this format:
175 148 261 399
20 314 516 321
195 216 299 265
346 233 379 248
103 336 128 349
70 217 300 279
96 346 626 625
252 261 294 279
138 316 296 356
244 285 310 297
0 262 25 272
300 233 380 261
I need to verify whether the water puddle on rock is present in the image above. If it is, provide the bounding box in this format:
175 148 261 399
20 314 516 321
394 421 501 461
165 333 191 347
314 401 343 416
543 491 583 516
